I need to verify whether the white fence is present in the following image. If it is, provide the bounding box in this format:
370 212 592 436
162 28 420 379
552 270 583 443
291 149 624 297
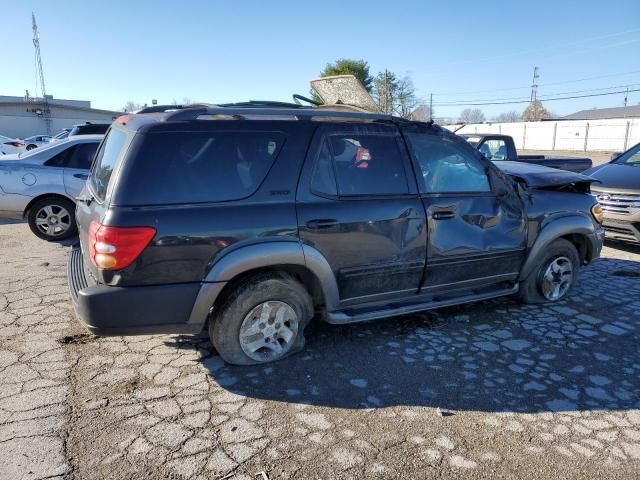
445 117 640 152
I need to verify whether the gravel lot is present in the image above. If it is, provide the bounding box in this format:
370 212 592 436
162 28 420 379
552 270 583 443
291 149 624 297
0 220 639 480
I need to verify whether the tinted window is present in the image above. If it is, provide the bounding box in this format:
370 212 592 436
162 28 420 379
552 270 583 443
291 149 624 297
406 133 491 193
44 148 71 167
90 130 127 200
117 131 284 205
310 140 338 196
327 134 409 196
66 142 98 169
69 124 110 136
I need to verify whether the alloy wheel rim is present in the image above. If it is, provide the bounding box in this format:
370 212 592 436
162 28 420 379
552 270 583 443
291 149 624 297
540 256 573 301
35 205 71 237
239 301 299 362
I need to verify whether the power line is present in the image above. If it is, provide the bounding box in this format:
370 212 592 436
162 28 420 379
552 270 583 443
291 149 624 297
432 88 640 107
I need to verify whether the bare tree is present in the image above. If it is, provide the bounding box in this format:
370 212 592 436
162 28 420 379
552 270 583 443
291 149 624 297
458 108 486 124
522 100 551 121
493 111 521 123
394 76 418 119
122 101 142 113
410 104 434 122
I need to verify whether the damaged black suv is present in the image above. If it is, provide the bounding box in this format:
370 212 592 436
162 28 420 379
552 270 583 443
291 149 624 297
68 103 605 365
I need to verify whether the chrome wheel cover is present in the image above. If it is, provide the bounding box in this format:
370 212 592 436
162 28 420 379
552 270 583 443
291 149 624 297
35 204 72 237
239 301 299 362
540 256 573 301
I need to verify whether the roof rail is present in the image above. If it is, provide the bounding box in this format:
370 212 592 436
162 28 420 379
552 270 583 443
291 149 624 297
219 100 305 109
164 106 394 122
136 103 211 114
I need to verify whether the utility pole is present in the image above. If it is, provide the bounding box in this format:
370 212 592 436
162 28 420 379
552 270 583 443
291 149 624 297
624 87 629 118
429 93 433 122
32 13 51 135
530 66 539 121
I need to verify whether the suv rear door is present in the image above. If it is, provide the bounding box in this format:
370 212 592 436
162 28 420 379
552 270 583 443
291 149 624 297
403 126 526 294
296 123 427 307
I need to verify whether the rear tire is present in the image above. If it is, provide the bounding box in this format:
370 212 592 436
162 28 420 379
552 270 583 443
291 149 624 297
210 272 314 365
518 238 580 304
27 197 77 241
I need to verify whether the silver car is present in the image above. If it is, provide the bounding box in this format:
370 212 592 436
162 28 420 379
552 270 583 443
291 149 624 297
0 135 102 240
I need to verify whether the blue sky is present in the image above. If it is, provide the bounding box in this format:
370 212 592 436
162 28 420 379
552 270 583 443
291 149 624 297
2 0 640 120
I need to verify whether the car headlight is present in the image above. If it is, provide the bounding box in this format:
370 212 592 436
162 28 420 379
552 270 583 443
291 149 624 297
591 203 604 224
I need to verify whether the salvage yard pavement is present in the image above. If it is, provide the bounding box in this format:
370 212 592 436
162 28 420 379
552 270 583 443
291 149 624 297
0 220 639 480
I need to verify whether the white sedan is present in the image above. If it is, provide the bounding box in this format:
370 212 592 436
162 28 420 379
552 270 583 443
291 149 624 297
22 135 53 151
0 134 24 155
0 134 103 240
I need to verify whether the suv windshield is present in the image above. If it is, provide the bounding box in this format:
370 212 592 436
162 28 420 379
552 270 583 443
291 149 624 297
613 143 640 166
89 129 127 200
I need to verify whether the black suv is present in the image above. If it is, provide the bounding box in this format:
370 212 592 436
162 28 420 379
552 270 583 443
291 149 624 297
68 104 605 365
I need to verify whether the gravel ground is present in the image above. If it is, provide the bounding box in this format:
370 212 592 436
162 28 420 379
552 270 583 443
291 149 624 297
0 221 639 480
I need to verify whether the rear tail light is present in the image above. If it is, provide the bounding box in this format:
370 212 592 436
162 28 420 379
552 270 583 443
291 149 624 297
88 221 155 270
4 141 24 147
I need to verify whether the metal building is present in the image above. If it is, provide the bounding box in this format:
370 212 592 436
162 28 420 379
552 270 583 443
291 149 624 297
0 95 121 139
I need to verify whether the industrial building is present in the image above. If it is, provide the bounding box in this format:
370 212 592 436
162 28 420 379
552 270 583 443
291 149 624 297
0 95 121 139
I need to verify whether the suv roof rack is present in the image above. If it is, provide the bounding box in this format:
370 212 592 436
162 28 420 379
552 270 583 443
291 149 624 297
136 104 211 114
163 106 395 122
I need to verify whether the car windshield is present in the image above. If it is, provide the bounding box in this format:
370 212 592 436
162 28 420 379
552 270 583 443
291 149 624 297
613 143 640 166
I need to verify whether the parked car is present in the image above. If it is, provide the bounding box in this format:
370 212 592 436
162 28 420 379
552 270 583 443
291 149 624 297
50 128 72 142
49 124 110 144
21 135 52 151
462 134 593 173
68 123 111 136
584 142 640 244
68 104 604 365
0 135 102 240
1 134 24 155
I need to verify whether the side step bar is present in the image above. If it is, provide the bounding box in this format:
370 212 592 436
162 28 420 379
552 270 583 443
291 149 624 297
326 285 518 325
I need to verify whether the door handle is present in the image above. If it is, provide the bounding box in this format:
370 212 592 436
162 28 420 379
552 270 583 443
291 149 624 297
306 219 338 230
432 211 456 220
73 173 89 180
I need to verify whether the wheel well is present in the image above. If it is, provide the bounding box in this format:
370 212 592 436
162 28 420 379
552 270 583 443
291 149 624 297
561 233 592 264
213 265 326 311
23 193 75 218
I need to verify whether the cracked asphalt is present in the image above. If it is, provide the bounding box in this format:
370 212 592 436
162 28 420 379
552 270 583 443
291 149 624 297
0 220 639 479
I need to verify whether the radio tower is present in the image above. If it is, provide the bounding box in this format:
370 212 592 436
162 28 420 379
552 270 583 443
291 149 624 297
32 13 52 135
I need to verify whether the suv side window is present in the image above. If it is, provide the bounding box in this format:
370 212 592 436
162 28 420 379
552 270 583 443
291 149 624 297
406 133 491 194
65 142 99 169
314 134 409 196
310 140 338 196
116 131 284 205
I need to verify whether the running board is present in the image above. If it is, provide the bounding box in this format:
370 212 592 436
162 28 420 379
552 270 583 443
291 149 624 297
326 285 519 325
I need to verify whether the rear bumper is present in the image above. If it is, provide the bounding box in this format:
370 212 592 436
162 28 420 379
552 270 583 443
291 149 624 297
68 247 209 336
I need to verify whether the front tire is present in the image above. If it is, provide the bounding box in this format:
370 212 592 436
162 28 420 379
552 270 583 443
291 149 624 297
210 272 313 365
518 238 580 304
27 197 77 241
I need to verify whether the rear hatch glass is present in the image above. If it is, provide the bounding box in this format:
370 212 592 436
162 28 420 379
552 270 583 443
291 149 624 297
111 131 284 206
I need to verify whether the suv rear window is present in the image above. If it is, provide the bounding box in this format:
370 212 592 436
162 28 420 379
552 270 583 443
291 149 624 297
90 129 127 200
115 131 284 205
